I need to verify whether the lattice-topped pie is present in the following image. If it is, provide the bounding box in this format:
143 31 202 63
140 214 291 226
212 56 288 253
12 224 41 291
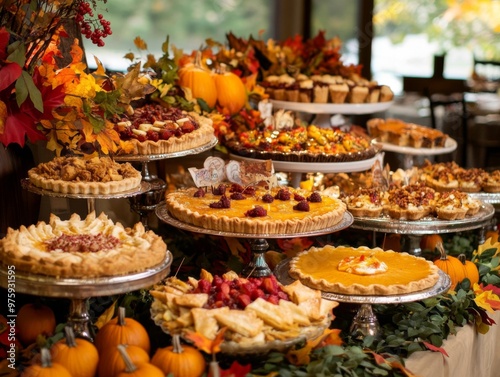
0 212 167 278
28 156 142 195
289 245 440 295
165 184 347 234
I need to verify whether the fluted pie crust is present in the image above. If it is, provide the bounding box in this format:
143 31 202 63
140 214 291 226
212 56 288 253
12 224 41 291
0 212 167 278
289 245 440 295
28 156 142 195
165 187 347 234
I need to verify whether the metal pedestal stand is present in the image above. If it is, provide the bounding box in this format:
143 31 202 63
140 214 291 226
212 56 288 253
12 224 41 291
0 254 172 340
115 137 217 229
275 259 451 339
156 202 354 277
350 203 495 256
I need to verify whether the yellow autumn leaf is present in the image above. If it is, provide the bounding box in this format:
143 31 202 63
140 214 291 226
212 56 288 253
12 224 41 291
93 56 107 77
134 36 148 50
94 300 117 329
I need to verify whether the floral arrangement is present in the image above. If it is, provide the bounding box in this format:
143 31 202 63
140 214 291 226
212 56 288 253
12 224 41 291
0 0 153 156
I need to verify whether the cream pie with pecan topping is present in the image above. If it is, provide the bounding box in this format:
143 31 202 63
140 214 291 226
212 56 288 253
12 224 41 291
289 245 440 295
0 212 167 278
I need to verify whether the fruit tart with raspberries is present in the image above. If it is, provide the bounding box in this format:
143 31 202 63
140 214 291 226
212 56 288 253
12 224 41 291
165 183 346 234
113 103 215 155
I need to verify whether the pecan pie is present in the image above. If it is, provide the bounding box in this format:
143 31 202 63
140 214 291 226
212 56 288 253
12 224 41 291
0 212 167 278
28 156 142 195
289 245 440 295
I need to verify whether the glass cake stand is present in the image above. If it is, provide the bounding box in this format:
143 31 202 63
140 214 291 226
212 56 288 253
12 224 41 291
21 178 151 214
156 202 354 277
114 137 218 229
274 258 451 339
351 202 495 255
0 252 172 340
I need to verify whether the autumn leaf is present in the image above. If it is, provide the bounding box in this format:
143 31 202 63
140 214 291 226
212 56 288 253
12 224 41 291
184 328 227 355
422 341 449 357
219 360 252 377
134 36 148 50
365 350 420 377
94 300 117 329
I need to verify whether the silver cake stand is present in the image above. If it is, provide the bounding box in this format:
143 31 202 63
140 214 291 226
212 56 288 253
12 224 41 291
351 202 495 255
156 202 354 277
114 137 218 229
0 252 172 340
275 258 451 339
21 179 151 214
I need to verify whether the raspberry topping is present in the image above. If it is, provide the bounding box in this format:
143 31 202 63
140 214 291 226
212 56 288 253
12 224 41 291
293 200 310 211
275 188 291 201
294 193 306 202
262 193 274 203
230 192 245 200
209 195 231 209
245 205 268 217
193 188 205 197
212 184 227 195
307 191 322 203
229 183 244 193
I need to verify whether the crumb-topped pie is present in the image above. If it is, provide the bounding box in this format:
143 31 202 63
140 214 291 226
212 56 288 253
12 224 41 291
28 156 142 195
0 212 167 278
165 183 347 234
289 245 440 295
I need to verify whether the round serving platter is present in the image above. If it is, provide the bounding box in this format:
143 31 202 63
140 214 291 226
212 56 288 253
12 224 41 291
113 136 218 162
270 100 394 115
378 137 457 156
0 251 173 299
274 258 451 304
350 202 495 235
155 202 354 239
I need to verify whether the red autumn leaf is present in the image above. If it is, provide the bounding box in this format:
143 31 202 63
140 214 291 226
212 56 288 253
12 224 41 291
482 283 500 296
0 27 9 60
422 341 449 357
219 360 252 377
367 350 388 365
0 63 22 92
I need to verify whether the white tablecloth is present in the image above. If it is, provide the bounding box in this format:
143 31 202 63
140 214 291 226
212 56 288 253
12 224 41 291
405 310 500 377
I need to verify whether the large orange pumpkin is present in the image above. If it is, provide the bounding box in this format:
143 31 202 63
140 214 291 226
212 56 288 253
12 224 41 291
50 326 99 377
97 344 150 377
458 253 480 285
94 307 150 355
179 51 217 108
420 234 443 252
17 303 56 346
151 334 206 377
21 348 72 377
213 64 247 115
433 242 466 290
115 344 163 377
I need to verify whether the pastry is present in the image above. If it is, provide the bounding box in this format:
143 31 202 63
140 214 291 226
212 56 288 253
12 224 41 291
0 212 167 278
113 104 214 155
329 83 349 103
28 156 142 195
384 183 436 220
165 184 346 234
289 245 440 295
340 187 384 217
482 170 500 193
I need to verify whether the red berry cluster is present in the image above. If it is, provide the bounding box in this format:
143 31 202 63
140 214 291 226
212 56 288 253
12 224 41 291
75 1 112 47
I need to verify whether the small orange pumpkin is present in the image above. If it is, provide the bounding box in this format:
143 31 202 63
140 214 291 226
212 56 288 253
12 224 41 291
485 230 499 243
115 344 163 377
458 253 480 285
94 307 150 355
433 242 466 290
151 333 206 377
179 51 217 108
17 303 56 346
420 234 443 252
21 348 72 377
50 326 99 377
97 344 150 377
213 64 247 115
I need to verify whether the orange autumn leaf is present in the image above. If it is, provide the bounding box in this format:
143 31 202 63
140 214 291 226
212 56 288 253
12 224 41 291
0 100 6 135
286 343 312 366
318 328 343 347
184 328 227 355
286 328 341 366
422 341 449 357
134 36 148 50
365 351 420 377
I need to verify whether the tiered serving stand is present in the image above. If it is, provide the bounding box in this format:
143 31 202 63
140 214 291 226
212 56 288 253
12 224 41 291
351 202 496 255
274 259 451 339
0 255 172 340
156 203 354 277
114 137 218 229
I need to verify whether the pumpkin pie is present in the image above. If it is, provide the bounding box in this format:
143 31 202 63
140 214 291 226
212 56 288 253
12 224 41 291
289 245 440 295
0 212 167 278
165 184 346 234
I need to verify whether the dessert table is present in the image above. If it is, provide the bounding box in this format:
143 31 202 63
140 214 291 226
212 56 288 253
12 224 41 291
405 310 500 377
